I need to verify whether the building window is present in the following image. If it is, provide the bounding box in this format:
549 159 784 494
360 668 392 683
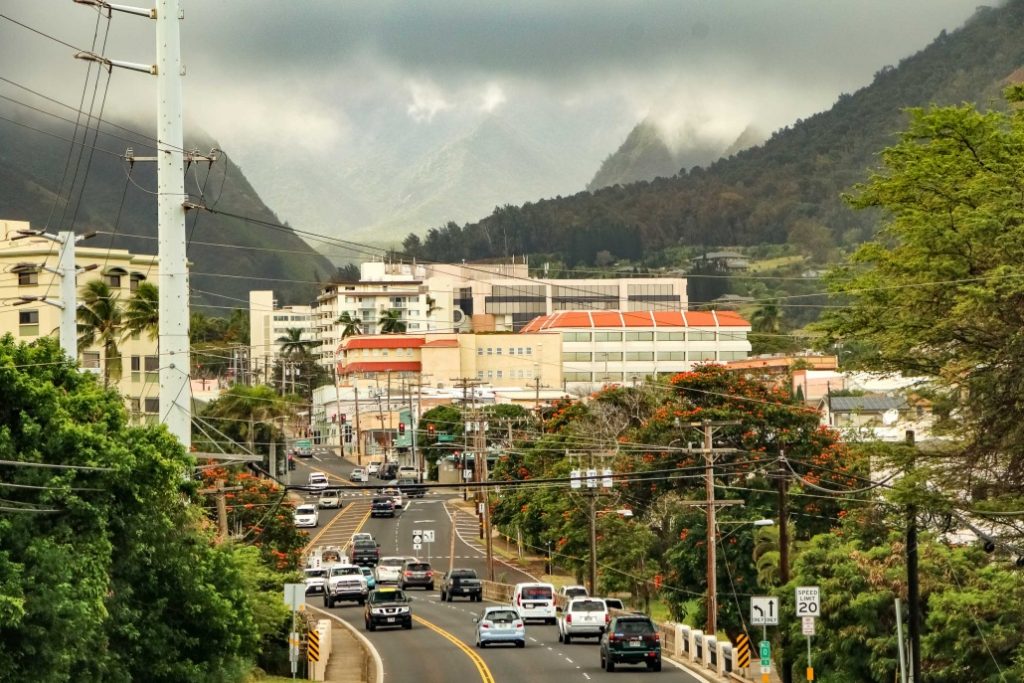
565 372 592 382
82 351 101 368
691 350 717 361
487 370 493 379
496 370 503 379
625 372 648 382
690 331 716 341
562 351 592 362
625 352 654 361
525 347 532 355
525 368 533 379
478 347 484 356
105 272 122 288
487 348 493 355
131 355 141 381
144 398 159 414
144 355 159 378
18 310 39 336
477 371 484 379
658 351 686 361
656 331 685 341
594 332 622 342
515 347 522 355
496 347 502 355
594 371 623 382
624 331 654 341
594 351 622 362
129 276 143 292
129 398 141 414
18 270 38 286
719 351 749 361
562 332 591 342
719 331 748 343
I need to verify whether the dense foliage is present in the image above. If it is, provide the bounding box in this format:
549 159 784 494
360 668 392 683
0 336 287 682
404 3 1024 265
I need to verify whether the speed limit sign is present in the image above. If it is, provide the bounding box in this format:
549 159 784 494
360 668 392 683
795 586 820 618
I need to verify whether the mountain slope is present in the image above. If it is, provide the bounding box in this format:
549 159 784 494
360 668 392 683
408 2 1024 264
0 110 333 307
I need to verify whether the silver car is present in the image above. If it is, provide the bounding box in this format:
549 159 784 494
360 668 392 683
475 607 526 648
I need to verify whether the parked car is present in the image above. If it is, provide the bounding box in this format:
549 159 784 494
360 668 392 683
350 467 368 483
304 566 329 595
474 606 526 648
375 556 414 584
599 615 662 672
440 568 482 602
371 497 396 518
308 471 329 491
324 564 368 608
318 489 341 509
557 598 609 643
367 462 381 476
560 585 589 600
350 539 380 567
399 560 434 591
293 503 319 528
364 587 412 631
512 582 556 624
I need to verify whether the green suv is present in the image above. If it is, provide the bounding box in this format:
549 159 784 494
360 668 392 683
599 615 662 672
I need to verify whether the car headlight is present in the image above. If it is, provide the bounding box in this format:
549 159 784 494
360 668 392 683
371 608 386 615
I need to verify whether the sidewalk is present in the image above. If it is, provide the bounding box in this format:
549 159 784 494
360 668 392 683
323 621 376 683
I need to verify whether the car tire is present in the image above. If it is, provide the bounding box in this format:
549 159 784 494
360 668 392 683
564 633 572 645
367 621 376 632
325 597 333 608
440 590 447 601
517 640 525 648
652 660 662 672
606 658 615 672
427 583 434 591
403 621 412 630
476 594 483 602
358 598 365 606
557 630 563 643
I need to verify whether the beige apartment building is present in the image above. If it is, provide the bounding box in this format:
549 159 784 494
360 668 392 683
0 220 161 421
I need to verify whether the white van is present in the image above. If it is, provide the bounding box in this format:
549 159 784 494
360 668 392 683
512 582 556 624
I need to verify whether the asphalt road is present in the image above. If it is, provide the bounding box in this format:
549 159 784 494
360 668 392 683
293 448 707 683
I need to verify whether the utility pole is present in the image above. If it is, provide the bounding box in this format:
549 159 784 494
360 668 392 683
778 452 793 683
387 370 393 461
906 430 921 683
353 386 362 465
199 478 242 542
333 366 343 458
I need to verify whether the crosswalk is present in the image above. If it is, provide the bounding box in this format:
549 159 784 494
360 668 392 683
445 503 486 555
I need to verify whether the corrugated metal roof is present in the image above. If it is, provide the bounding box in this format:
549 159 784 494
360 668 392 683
519 309 750 333
828 396 907 412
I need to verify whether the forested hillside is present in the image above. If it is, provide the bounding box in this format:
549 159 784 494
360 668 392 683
0 110 334 306
404 3 1024 266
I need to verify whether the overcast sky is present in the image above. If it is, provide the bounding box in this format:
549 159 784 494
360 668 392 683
0 1 985 206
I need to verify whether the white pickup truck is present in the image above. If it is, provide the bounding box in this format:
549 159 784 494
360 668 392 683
375 556 414 585
323 564 368 608
557 597 609 644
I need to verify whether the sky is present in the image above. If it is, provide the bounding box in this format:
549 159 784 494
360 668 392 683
0 0 986 235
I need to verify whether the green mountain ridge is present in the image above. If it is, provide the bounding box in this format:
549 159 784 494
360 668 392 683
406 2 1024 265
0 111 334 307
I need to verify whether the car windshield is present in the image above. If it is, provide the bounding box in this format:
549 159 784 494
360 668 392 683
522 586 552 600
331 566 361 577
616 619 655 635
406 563 430 571
354 540 376 547
486 610 518 622
296 506 315 514
452 570 477 579
360 568 373 576
571 600 606 612
321 490 338 497
381 558 405 567
305 568 327 578
372 498 392 505
370 590 407 604
604 599 624 609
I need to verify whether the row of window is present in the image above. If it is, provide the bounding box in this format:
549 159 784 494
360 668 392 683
565 371 657 382
562 330 743 342
563 350 749 363
476 368 535 381
477 346 534 357
347 347 417 358
129 398 160 414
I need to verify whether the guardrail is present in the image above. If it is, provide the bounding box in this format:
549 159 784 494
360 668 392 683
481 580 751 680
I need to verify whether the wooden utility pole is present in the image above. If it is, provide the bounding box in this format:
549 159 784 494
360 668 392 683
199 479 243 542
333 366 344 458
353 386 363 465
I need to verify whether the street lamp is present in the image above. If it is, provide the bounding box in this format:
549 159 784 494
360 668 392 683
717 518 774 544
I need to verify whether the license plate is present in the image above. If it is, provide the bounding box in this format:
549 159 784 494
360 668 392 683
387 617 395 623
628 641 643 648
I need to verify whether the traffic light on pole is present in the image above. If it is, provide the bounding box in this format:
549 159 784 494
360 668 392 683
399 422 406 435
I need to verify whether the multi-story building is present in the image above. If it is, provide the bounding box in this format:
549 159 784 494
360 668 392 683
0 220 160 421
334 331 562 393
310 259 688 369
249 290 315 382
520 309 752 393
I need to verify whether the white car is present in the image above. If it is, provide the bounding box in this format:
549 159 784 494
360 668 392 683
380 487 404 510
318 489 341 509
397 465 418 479
560 585 589 600
350 467 368 483
557 597 609 643
294 503 319 528
308 471 329 491
304 566 329 595
351 532 374 546
367 462 381 476
375 556 414 584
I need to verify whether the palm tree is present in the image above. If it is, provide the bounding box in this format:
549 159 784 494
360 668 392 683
425 296 441 318
378 309 406 334
122 281 159 342
205 384 290 455
276 327 310 358
77 279 123 387
336 312 363 339
751 300 782 334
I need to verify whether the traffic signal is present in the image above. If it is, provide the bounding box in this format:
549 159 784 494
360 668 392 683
398 422 406 435
428 423 435 437
339 413 346 424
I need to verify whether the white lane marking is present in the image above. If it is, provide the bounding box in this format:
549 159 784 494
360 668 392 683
313 456 322 462
583 675 591 680
565 657 574 664
663 653 715 681
529 637 538 642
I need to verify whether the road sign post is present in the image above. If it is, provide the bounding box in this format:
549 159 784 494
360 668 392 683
283 583 305 679
750 595 779 626
796 586 821 682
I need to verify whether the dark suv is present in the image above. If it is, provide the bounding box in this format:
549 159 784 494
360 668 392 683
371 497 395 518
440 568 482 602
599 615 661 672
399 560 435 591
364 587 412 631
350 539 380 567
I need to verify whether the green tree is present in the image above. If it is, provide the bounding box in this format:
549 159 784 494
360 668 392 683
817 100 1024 498
122 281 159 342
204 384 291 455
276 327 309 359
377 309 406 334
750 299 782 334
76 279 122 387
336 312 363 339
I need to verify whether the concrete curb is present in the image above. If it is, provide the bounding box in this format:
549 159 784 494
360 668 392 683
308 605 384 683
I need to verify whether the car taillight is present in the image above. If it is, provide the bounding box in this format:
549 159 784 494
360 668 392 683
566 614 572 623
609 634 622 643
404 571 413 577
517 595 521 606
605 613 611 624
426 571 433 577
481 622 490 629
514 622 523 629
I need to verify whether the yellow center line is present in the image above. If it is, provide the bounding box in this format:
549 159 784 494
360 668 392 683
304 501 370 552
413 615 496 683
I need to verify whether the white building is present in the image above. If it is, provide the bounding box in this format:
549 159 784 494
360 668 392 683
520 309 752 393
249 290 315 381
